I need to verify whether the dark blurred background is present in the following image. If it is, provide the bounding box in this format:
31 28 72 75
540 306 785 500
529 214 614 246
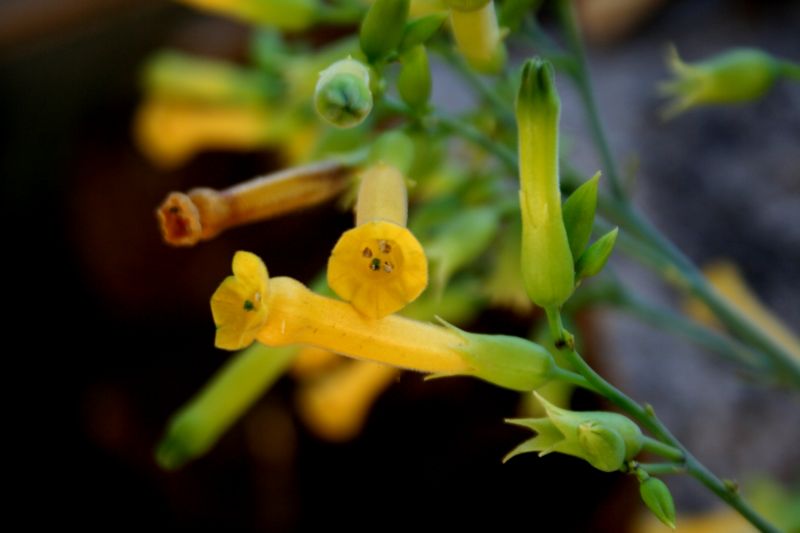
2 0 798 531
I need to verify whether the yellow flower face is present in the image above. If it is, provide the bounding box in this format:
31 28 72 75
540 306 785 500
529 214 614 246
211 251 270 350
327 220 428 319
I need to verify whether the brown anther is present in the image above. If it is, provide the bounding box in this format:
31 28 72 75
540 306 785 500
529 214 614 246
363 247 373 258
378 240 392 254
383 261 394 273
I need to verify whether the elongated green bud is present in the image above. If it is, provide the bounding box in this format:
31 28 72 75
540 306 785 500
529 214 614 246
315 57 373 128
177 0 318 30
156 343 297 470
360 0 410 62
398 45 432 110
439 320 556 391
143 50 273 105
639 477 677 529
516 58 574 309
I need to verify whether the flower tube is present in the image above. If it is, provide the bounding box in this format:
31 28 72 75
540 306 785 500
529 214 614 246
212 251 559 391
445 0 506 73
327 163 428 319
156 160 352 246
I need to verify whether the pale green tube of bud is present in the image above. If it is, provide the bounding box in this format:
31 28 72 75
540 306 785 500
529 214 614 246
156 344 297 470
516 58 575 310
446 0 506 73
314 57 373 128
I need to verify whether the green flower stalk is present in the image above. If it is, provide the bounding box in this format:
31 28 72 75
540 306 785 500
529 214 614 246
660 46 782 118
314 57 374 128
516 58 575 311
505 393 644 472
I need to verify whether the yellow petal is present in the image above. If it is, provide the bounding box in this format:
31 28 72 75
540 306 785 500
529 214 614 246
327 221 428 319
210 251 270 350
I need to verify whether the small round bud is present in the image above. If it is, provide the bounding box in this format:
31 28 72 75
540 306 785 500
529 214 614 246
315 58 373 128
398 45 432 110
639 477 677 530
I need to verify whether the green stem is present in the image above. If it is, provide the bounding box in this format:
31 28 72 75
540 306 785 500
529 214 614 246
636 462 686 476
434 111 519 171
642 436 683 462
553 0 625 200
433 44 517 127
545 313 780 533
551 366 601 394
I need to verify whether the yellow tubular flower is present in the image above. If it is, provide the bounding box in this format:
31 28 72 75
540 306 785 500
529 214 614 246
685 261 800 361
134 99 274 169
328 163 428 319
290 346 343 379
297 361 399 441
212 252 559 391
156 160 352 246
176 0 318 31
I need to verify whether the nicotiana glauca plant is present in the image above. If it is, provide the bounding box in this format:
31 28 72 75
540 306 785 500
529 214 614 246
144 1 800 531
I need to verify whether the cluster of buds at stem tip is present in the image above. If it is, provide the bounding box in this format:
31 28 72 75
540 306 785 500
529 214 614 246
505 393 644 473
516 58 575 311
660 46 782 118
327 163 428 319
444 0 507 73
314 57 374 129
156 160 352 246
210 251 560 392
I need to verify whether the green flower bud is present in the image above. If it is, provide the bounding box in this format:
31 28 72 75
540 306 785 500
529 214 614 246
575 227 618 281
505 393 643 472
360 0 410 62
447 0 506 73
424 206 501 293
398 45 432 110
639 477 677 530
398 12 448 53
660 46 781 118
562 171 600 259
438 320 556 392
315 57 373 128
156 343 297 470
516 59 575 309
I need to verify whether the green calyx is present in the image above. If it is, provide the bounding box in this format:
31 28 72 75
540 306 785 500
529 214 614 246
505 393 643 472
438 320 556 392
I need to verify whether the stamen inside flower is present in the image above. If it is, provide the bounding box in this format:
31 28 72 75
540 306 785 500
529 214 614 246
328 220 428 319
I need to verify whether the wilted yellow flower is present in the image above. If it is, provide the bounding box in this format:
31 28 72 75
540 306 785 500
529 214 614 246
156 160 352 246
328 163 428 319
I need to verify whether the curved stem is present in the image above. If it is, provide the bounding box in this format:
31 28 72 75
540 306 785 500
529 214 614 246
641 436 683 462
551 366 600 394
779 60 800 81
636 462 686 476
546 314 780 533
